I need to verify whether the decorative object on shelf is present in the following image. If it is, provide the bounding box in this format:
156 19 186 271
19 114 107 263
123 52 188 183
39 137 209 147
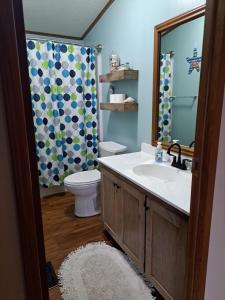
117 62 131 71
109 53 120 71
186 48 202 74
124 97 136 103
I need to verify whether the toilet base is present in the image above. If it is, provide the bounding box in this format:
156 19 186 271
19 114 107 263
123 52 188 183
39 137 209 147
74 188 101 217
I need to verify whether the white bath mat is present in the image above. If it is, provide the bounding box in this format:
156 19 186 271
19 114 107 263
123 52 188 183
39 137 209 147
58 242 154 300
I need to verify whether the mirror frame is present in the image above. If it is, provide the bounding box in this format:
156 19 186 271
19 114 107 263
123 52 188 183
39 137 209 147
152 4 206 156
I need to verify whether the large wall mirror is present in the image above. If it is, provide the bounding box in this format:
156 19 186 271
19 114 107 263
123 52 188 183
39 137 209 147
152 5 205 156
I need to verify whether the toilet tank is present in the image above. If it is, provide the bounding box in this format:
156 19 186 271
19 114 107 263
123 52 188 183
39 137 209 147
99 141 127 157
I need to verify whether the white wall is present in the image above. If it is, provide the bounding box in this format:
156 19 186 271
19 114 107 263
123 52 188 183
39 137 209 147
204 92 225 299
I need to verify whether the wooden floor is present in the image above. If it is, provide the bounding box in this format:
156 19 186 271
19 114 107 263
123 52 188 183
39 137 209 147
41 192 163 300
41 192 112 299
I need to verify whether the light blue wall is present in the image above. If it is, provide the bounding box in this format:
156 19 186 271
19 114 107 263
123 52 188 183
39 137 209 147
161 16 205 146
84 0 206 152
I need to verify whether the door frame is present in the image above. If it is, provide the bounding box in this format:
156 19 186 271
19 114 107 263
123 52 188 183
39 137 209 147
1 0 225 299
186 0 225 298
0 1 48 299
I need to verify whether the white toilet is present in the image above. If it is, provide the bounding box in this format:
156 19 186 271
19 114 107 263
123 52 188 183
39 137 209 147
64 141 127 217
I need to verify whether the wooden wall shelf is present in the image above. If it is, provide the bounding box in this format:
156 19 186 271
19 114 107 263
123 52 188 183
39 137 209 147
99 70 139 82
100 102 138 112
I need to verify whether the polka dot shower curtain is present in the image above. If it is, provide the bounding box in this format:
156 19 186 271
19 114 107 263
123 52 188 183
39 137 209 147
27 40 98 187
158 53 173 143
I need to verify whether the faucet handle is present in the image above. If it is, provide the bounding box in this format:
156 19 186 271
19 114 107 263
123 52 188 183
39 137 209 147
181 159 192 170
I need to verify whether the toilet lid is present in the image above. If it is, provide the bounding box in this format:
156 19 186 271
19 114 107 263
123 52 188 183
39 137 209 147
64 169 101 186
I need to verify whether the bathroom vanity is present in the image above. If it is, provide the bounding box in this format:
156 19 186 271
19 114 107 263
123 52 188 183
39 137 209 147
98 145 191 300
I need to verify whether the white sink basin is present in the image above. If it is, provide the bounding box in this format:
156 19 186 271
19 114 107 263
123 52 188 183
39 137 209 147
132 164 179 183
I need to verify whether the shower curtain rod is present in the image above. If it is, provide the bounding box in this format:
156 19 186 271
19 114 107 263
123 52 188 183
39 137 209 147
26 35 102 52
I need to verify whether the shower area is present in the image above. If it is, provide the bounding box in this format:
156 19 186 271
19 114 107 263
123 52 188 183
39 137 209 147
26 38 100 193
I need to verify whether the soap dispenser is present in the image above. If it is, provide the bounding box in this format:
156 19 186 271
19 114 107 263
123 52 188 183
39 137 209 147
155 142 163 162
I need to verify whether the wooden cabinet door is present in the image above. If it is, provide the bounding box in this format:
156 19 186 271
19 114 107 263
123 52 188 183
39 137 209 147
101 168 122 242
145 197 188 300
121 182 145 271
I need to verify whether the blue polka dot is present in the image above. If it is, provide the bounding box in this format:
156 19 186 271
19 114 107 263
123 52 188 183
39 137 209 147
81 63 86 71
27 40 35 50
80 47 86 55
65 116 71 123
46 148 51 155
51 94 57 101
55 44 61 52
73 144 80 151
163 114 169 120
85 79 91 86
36 118 42 125
76 78 82 85
91 55 95 62
79 123 84 129
44 77 50 85
57 154 63 161
62 70 69 78
47 42 52 51
58 102 64 109
49 125 55 132
41 103 46 110
87 160 94 166
68 157 74 164
86 121 92 128
40 163 47 170
55 53 61 61
36 52 41 60
52 110 58 117
71 101 77 109
57 94 63 101
48 60 54 68
56 140 62 147
53 168 59 175
31 68 38 76
68 54 74 62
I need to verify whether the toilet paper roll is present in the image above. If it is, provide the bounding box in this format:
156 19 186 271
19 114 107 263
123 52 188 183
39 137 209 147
110 94 126 103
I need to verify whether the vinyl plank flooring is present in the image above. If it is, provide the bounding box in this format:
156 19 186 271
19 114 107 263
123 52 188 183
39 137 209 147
41 192 112 300
41 191 163 300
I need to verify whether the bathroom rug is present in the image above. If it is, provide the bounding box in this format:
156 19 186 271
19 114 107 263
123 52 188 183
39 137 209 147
58 242 155 300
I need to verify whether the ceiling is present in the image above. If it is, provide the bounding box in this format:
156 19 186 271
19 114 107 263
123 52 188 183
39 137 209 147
22 0 111 39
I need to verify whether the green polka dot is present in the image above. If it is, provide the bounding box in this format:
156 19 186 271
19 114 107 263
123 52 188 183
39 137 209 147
71 93 77 100
35 42 40 51
73 137 80 143
86 72 91 79
92 128 97 134
75 62 81 70
51 85 57 93
42 61 48 69
51 154 57 161
47 110 53 117
91 87 96 93
87 153 93 160
86 114 92 121
45 140 50 147
40 94 45 101
68 45 74 53
78 108 84 115
80 150 86 156
57 86 63 93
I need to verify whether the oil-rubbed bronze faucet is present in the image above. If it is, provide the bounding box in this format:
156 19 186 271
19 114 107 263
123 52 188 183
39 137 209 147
167 143 192 170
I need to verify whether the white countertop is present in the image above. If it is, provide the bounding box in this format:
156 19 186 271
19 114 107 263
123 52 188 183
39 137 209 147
97 143 192 215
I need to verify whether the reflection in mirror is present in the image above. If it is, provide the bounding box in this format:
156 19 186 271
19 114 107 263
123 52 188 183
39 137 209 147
157 16 205 147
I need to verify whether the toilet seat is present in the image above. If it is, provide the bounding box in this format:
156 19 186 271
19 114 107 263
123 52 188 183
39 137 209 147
64 169 101 187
